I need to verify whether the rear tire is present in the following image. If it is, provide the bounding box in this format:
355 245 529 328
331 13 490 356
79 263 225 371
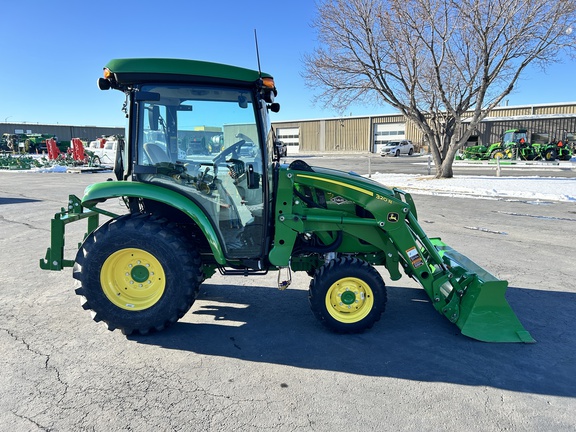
544 149 557 161
309 257 387 333
73 214 203 335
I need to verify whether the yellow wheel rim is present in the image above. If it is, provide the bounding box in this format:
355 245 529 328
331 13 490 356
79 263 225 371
100 248 166 311
325 277 374 323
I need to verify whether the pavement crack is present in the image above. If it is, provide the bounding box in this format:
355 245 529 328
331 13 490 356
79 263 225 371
0 214 48 231
11 411 52 431
2 327 69 402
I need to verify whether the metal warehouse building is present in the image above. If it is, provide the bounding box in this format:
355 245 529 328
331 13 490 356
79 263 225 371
0 123 124 142
2 101 576 155
272 102 576 154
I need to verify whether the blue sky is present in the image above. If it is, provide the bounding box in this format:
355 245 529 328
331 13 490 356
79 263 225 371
1 0 575 127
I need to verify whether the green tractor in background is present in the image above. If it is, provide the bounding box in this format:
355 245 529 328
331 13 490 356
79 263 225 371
531 132 573 161
24 133 58 153
462 129 532 160
462 128 573 161
1 133 27 152
39 58 533 343
0 132 63 154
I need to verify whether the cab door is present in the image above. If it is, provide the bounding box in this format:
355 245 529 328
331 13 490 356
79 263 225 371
135 84 267 261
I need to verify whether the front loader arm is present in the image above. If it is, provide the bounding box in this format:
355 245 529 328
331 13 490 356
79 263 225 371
269 164 534 343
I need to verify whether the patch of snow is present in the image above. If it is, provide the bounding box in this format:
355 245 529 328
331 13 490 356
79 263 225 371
29 165 69 173
369 173 576 202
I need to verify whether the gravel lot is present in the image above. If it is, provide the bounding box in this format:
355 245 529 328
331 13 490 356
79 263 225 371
1 167 575 431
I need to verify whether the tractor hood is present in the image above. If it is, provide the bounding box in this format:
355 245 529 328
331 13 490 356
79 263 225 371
292 161 405 194
282 160 417 219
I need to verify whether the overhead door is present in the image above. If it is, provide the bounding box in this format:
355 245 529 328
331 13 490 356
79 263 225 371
373 123 406 153
276 127 299 154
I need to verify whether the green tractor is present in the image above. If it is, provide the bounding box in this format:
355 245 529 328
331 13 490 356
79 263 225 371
24 133 58 153
461 142 506 160
39 58 533 343
553 138 573 161
462 129 535 160
531 136 573 161
0 134 10 151
1 133 27 153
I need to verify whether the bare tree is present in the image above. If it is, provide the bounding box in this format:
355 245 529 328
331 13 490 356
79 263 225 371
304 0 576 177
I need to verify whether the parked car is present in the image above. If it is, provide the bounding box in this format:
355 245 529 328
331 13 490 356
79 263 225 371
86 136 120 165
380 140 414 157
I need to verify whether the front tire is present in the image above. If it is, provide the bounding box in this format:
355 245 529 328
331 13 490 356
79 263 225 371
491 149 506 159
73 214 203 335
309 257 387 333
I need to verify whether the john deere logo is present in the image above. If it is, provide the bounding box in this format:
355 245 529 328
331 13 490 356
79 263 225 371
387 212 399 223
331 196 352 205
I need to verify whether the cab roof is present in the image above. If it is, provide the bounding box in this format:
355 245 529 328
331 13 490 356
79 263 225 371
104 58 272 87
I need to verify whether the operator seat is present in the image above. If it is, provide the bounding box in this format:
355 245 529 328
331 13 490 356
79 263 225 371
144 143 170 164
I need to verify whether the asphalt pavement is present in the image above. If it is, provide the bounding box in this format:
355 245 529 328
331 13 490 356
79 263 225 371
1 165 575 431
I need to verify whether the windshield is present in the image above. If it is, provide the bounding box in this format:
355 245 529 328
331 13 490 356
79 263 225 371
503 131 527 144
137 84 260 164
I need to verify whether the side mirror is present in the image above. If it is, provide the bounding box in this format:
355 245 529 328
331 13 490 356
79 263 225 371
273 140 286 161
268 103 280 113
97 78 111 90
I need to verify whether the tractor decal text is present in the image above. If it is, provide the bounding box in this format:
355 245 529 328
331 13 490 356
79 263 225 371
375 193 393 204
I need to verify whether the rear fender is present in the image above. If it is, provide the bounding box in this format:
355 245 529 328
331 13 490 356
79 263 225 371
82 181 226 264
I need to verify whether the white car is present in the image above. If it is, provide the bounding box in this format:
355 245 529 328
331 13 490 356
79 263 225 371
380 140 414 157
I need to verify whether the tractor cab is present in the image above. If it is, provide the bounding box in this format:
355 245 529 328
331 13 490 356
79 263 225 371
97 58 281 267
133 84 269 260
502 129 529 147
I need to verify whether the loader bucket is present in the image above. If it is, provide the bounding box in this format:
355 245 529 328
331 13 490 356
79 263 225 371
431 239 535 343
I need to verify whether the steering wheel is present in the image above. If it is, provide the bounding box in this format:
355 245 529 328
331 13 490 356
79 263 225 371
213 139 245 165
